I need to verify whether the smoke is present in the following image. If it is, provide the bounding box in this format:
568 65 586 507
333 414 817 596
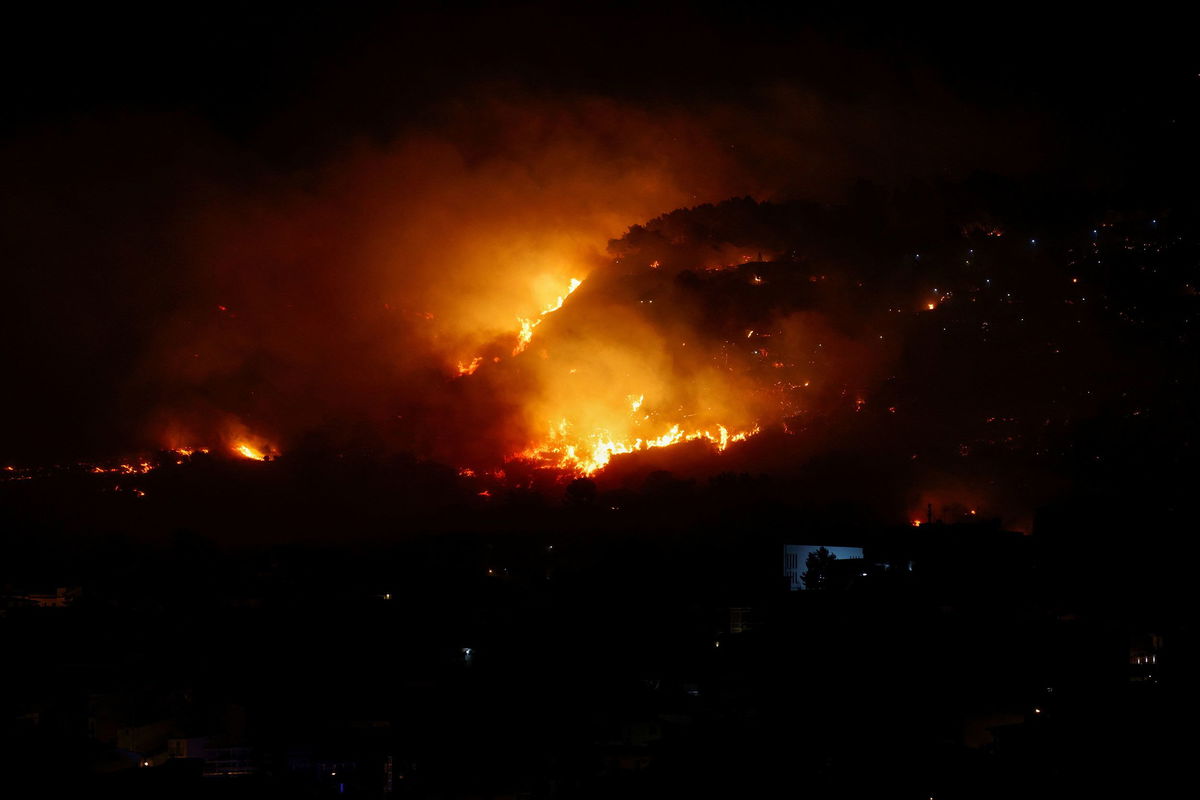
1 61 1047 469
129 95 773 461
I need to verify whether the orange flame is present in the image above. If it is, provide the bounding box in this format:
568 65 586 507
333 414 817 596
456 356 483 376
515 414 760 476
512 277 582 356
234 442 269 461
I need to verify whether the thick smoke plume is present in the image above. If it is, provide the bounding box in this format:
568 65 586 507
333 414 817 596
2 72 1045 476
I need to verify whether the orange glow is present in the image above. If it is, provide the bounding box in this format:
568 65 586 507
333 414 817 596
448 265 775 477
234 443 267 460
92 461 154 475
514 417 760 476
225 426 277 462
449 277 878 479
133 96 773 477
456 356 483 376
159 420 276 463
512 277 582 356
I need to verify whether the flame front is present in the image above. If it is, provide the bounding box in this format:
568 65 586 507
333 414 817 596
235 443 268 460
512 369 762 479
453 268 767 477
516 418 759 476
512 277 582 356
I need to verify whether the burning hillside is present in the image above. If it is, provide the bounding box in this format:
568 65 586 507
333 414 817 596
5 76 1197 533
404 193 926 481
7 186 1195 535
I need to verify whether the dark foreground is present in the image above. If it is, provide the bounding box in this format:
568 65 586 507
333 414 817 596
2 509 1194 799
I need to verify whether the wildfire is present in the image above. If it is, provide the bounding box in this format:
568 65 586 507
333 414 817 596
514 416 760 476
512 277 582 356
234 442 270 461
91 461 154 475
514 318 537 355
456 356 483 376
467 264 768 477
0 443 250 487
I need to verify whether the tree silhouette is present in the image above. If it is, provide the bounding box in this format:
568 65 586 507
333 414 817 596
802 546 837 590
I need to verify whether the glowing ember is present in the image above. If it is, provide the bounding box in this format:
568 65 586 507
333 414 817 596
456 356 483 376
91 461 154 475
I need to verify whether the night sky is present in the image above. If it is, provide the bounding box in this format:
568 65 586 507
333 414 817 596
3 4 1198 530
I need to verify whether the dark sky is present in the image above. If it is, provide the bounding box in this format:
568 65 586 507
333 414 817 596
5 4 1195 159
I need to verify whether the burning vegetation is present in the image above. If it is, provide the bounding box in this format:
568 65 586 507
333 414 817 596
4 82 1197 530
6 189 1195 535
